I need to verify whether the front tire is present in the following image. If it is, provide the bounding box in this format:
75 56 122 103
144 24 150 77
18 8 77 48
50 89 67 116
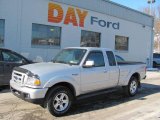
123 76 138 97
46 86 74 117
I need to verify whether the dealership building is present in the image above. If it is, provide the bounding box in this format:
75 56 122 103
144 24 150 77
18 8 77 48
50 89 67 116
0 0 154 66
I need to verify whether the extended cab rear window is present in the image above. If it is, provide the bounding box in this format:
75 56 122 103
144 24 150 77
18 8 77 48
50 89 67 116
106 51 116 66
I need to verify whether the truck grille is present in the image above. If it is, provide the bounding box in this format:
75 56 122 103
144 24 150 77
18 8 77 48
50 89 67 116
12 71 26 85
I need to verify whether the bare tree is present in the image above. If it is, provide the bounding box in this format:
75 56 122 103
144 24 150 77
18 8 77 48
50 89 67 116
154 39 158 49
141 5 160 52
154 19 160 34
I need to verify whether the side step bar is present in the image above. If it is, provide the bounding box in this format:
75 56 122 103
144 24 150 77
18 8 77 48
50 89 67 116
76 88 118 100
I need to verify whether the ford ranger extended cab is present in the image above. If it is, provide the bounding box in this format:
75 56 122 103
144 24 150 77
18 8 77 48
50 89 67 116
10 47 146 116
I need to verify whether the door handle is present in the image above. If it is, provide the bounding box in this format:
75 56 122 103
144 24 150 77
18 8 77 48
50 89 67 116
104 70 108 73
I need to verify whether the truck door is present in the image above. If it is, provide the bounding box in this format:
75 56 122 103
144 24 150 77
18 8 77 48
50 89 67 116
2 50 24 85
81 51 109 93
106 51 119 87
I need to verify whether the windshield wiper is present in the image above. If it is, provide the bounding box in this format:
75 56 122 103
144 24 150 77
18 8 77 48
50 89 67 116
53 60 78 65
53 60 68 64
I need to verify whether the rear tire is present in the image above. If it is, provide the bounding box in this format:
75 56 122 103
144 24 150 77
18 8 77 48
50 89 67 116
46 86 74 117
123 76 138 97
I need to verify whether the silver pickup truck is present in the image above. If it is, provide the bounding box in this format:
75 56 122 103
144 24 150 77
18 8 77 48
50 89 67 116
10 47 146 116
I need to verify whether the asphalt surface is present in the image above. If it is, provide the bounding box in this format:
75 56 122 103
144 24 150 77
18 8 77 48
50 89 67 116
0 71 160 120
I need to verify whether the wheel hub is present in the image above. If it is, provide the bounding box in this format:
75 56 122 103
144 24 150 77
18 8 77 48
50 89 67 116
53 93 69 112
130 80 137 94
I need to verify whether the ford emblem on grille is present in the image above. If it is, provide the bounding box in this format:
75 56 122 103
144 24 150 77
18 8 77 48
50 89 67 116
14 76 18 80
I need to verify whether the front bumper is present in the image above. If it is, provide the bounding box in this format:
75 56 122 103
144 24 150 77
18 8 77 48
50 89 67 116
10 80 48 105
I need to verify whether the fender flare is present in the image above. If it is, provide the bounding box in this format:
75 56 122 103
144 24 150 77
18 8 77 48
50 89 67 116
43 76 80 96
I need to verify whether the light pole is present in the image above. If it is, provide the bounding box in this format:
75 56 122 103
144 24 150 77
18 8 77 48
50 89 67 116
147 0 156 67
147 0 156 15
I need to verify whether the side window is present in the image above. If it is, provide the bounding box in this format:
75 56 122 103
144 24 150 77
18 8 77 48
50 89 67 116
81 30 101 47
115 35 129 51
106 51 116 66
85 51 105 67
32 23 61 47
2 51 23 63
154 54 160 58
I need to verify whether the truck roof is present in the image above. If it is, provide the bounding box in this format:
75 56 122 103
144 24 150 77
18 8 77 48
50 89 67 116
65 47 112 51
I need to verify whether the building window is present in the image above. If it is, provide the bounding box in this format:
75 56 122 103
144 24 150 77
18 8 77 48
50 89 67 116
81 30 101 47
115 35 129 51
0 19 5 45
32 23 61 47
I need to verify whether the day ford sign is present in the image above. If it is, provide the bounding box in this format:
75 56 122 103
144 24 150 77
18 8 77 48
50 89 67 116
91 16 120 30
48 2 120 30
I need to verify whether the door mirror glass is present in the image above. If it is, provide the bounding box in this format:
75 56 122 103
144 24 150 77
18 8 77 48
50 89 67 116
83 60 94 68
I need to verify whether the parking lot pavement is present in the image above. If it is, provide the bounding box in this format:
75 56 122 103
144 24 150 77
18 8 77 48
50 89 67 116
0 71 160 120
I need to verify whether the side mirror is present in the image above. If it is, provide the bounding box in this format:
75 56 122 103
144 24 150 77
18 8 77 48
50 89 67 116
15 59 26 64
83 60 94 68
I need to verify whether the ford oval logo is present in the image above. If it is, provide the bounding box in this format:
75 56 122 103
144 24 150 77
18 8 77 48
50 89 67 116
14 76 18 80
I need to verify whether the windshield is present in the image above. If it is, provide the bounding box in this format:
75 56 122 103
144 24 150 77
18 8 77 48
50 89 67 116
53 48 87 65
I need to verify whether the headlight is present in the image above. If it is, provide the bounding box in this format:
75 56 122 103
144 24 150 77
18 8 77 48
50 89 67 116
26 75 41 86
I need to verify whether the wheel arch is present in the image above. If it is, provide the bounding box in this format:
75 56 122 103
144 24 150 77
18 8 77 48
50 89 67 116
130 72 141 87
153 61 157 64
48 82 76 97
42 82 76 108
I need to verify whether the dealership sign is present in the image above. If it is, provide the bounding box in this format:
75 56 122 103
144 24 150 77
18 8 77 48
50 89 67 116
48 2 120 30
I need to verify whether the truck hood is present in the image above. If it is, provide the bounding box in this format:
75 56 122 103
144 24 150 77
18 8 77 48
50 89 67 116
20 62 77 76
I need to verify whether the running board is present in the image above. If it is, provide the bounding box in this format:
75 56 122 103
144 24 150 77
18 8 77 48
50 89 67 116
76 88 118 100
